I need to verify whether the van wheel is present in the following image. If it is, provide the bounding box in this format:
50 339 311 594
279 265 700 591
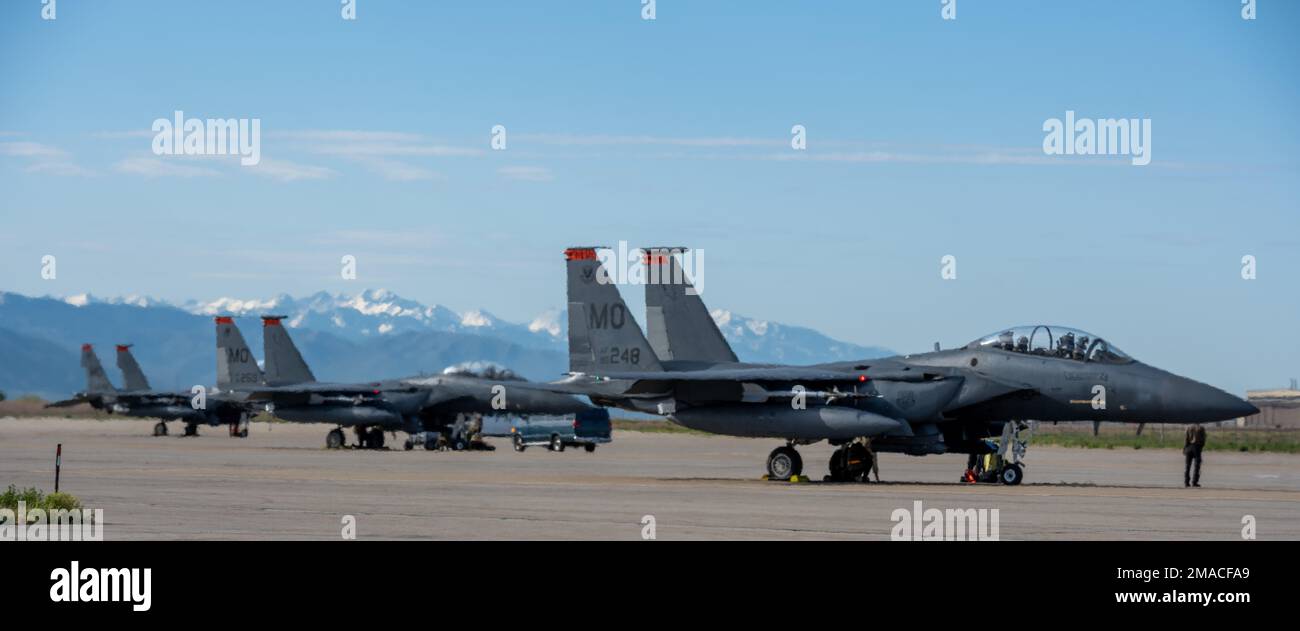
550 435 565 452
513 434 526 452
584 443 596 453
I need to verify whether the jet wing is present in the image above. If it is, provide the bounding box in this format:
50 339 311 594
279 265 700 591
596 367 867 383
241 382 382 400
45 395 91 408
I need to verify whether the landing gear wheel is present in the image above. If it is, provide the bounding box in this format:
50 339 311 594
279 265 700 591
845 443 871 483
513 434 526 452
183 424 198 437
369 429 385 449
584 443 596 453
153 422 167 437
1000 463 1024 486
326 428 345 449
239 428 249 438
827 449 846 482
549 435 565 452
404 439 414 451
766 446 802 480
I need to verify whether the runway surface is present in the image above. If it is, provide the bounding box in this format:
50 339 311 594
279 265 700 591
2 417 1298 540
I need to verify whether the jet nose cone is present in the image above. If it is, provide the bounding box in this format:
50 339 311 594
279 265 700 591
1179 381 1258 422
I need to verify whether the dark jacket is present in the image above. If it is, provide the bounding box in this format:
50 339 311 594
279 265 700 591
1184 425 1207 454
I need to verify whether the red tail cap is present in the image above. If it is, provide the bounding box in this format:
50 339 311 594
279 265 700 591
564 248 597 261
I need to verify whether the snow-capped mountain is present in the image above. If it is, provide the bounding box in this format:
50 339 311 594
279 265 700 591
709 309 893 364
1 289 893 398
181 289 560 350
47 289 894 362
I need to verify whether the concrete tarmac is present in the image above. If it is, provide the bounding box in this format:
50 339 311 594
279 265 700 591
2 418 1297 540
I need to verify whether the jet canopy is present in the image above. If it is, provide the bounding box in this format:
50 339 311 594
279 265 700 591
965 325 1133 364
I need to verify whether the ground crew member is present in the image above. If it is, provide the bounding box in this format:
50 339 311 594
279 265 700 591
1184 423 1207 487
863 437 880 482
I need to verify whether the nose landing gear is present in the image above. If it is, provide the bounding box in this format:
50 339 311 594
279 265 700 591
962 420 1032 485
765 445 803 481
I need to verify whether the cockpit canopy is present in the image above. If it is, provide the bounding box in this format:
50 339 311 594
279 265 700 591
965 325 1133 364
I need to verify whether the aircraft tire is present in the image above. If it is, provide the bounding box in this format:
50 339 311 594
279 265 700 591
153 422 167 437
827 448 846 481
767 446 802 480
403 439 414 451
370 428 385 449
1000 463 1024 486
326 429 345 449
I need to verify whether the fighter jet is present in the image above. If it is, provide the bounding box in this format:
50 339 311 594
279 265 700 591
552 246 1259 484
215 316 594 450
46 344 249 436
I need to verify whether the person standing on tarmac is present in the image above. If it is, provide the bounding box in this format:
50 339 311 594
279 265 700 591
863 438 880 482
1184 423 1207 487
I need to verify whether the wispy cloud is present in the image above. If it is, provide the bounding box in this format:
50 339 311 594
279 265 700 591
518 133 784 148
353 157 442 181
270 130 425 143
114 157 221 178
24 162 98 177
0 141 67 158
310 228 447 248
2 141 98 176
91 130 154 140
249 158 336 182
498 165 554 182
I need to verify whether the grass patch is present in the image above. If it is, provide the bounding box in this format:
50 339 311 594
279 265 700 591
612 419 707 435
0 485 82 511
1033 427 1300 454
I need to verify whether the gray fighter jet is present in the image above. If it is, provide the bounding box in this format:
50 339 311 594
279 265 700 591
553 246 1258 484
215 316 593 450
47 344 249 436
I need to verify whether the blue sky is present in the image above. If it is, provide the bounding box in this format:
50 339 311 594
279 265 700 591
1 0 1297 394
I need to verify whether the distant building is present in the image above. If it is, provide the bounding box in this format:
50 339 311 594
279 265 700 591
1242 389 1300 429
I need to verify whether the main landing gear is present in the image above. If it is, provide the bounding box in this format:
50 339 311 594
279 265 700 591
325 426 388 449
766 444 803 481
183 422 200 437
825 442 873 483
153 422 168 437
355 426 386 449
228 414 249 438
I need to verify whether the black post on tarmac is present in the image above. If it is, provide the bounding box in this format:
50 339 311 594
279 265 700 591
54 443 62 493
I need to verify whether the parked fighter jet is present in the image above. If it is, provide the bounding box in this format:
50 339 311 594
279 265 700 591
46 344 248 436
215 316 594 450
553 246 1259 484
